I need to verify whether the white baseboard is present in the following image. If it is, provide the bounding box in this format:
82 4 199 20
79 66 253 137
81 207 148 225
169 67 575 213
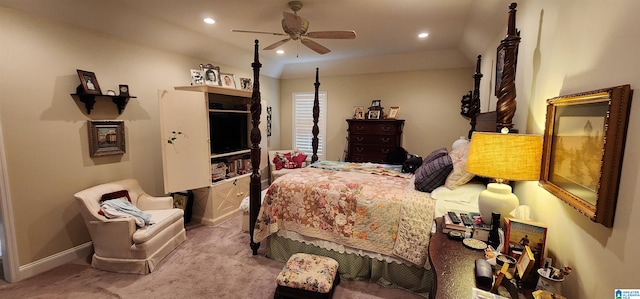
15 242 93 282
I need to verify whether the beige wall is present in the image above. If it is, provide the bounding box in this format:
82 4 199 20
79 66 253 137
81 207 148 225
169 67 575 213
478 1 640 298
0 8 273 268
279 69 474 161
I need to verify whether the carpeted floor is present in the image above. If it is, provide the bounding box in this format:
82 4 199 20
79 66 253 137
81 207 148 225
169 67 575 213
0 213 424 298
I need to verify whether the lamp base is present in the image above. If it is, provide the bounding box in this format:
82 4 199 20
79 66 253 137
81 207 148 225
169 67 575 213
478 183 519 224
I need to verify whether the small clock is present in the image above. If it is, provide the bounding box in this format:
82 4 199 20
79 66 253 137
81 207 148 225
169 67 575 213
119 84 129 96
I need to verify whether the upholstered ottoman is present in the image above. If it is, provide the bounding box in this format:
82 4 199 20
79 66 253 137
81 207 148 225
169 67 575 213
274 253 340 299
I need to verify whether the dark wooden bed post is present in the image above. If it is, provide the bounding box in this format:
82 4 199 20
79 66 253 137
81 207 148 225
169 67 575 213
495 3 520 132
311 68 320 163
468 55 482 139
249 39 262 255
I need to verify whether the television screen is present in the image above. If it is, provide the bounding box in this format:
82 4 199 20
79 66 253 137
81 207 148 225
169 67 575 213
209 112 248 154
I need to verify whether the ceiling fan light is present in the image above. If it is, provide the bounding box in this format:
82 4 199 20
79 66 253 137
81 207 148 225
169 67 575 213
203 18 216 24
418 32 429 38
276 50 285 54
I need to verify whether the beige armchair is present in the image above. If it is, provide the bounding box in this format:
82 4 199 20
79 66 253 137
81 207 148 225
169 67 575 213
74 179 186 274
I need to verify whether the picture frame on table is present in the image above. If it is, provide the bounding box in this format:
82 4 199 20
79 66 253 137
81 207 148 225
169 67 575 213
387 106 400 119
76 69 102 95
88 120 125 157
353 106 365 119
190 69 204 85
203 66 221 86
240 77 252 91
220 73 236 88
539 84 633 227
371 99 381 107
368 110 380 120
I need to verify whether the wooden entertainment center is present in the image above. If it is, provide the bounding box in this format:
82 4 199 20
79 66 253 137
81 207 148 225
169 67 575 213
158 85 259 225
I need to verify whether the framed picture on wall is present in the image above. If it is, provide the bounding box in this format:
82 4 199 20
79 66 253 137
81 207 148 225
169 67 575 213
88 120 125 157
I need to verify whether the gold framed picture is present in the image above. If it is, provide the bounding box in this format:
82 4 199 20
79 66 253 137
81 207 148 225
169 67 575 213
353 106 365 119
387 106 400 119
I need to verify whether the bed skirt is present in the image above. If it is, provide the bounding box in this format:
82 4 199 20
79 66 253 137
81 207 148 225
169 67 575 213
266 234 432 298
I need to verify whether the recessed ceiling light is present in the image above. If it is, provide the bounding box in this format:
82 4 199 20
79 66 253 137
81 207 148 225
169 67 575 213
276 50 285 55
204 18 216 24
418 32 429 38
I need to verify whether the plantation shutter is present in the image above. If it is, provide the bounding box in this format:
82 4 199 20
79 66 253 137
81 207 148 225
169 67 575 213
292 92 327 161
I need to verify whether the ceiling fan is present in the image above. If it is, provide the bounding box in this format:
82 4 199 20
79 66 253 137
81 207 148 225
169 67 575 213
232 1 356 55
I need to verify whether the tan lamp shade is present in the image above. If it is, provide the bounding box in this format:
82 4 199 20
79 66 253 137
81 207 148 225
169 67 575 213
465 132 543 182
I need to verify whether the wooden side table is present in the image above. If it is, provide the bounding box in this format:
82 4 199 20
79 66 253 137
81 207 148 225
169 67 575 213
429 217 485 299
429 217 534 299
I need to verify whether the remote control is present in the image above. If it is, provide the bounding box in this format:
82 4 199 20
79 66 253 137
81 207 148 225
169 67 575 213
447 211 461 224
460 213 473 226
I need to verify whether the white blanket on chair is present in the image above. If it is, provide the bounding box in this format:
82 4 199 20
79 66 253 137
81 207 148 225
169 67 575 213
101 199 153 227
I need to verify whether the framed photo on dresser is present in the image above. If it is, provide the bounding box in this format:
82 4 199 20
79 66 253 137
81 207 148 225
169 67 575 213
368 110 380 120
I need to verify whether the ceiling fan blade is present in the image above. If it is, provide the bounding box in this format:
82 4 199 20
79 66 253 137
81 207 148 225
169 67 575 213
301 38 330 54
283 11 303 32
264 38 291 50
306 30 357 39
232 29 287 36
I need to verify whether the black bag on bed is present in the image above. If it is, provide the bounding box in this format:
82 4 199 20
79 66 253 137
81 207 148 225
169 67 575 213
402 154 423 173
387 147 408 165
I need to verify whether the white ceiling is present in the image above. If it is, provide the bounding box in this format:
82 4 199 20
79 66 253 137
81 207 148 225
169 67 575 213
0 0 513 78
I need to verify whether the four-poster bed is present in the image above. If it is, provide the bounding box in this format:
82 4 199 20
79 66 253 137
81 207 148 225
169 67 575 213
243 4 520 296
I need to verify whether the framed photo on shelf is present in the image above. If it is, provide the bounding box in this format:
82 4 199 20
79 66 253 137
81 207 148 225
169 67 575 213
539 84 632 227
203 66 221 86
220 73 236 88
353 106 365 119
371 99 381 107
387 106 400 119
88 120 125 157
190 69 204 85
368 110 380 120
76 69 102 95
240 77 252 91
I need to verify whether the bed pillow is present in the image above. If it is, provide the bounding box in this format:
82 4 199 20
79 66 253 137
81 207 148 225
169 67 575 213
291 151 308 168
444 142 475 189
414 154 453 193
273 152 292 170
424 147 448 164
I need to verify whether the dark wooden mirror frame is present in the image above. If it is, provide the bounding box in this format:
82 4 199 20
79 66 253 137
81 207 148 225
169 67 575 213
540 85 633 227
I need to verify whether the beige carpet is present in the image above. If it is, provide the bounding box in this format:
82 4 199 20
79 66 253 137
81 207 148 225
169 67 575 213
0 213 423 298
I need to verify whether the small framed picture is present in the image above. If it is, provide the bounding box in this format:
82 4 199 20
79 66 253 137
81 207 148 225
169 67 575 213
368 110 380 120
387 106 400 119
118 84 129 97
516 245 535 280
240 77 252 91
76 69 102 95
190 69 204 85
220 73 236 88
203 66 221 86
353 106 365 119
88 120 125 157
371 99 381 107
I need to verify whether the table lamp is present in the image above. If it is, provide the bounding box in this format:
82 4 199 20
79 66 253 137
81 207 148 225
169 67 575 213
465 132 543 224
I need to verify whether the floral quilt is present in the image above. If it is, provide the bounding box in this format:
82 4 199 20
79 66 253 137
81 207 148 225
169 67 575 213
253 165 436 268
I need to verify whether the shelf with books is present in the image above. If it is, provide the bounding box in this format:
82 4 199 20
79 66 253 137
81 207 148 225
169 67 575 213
503 217 547 268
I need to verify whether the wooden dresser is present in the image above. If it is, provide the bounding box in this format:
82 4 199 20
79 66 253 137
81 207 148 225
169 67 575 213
345 119 404 163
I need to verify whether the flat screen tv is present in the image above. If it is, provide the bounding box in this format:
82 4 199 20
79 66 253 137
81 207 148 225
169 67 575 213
209 112 249 154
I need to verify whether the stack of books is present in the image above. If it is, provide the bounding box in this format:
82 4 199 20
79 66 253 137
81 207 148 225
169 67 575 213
442 211 492 242
442 213 467 234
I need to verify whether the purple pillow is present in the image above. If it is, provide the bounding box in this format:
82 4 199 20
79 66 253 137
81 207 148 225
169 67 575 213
414 155 453 192
423 147 448 164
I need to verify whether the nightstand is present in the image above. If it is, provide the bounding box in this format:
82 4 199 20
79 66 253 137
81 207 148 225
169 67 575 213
429 217 533 299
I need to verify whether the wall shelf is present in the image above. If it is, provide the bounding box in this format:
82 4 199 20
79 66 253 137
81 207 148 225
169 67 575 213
71 85 136 114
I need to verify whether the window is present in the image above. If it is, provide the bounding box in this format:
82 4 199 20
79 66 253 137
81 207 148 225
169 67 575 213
292 92 327 161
